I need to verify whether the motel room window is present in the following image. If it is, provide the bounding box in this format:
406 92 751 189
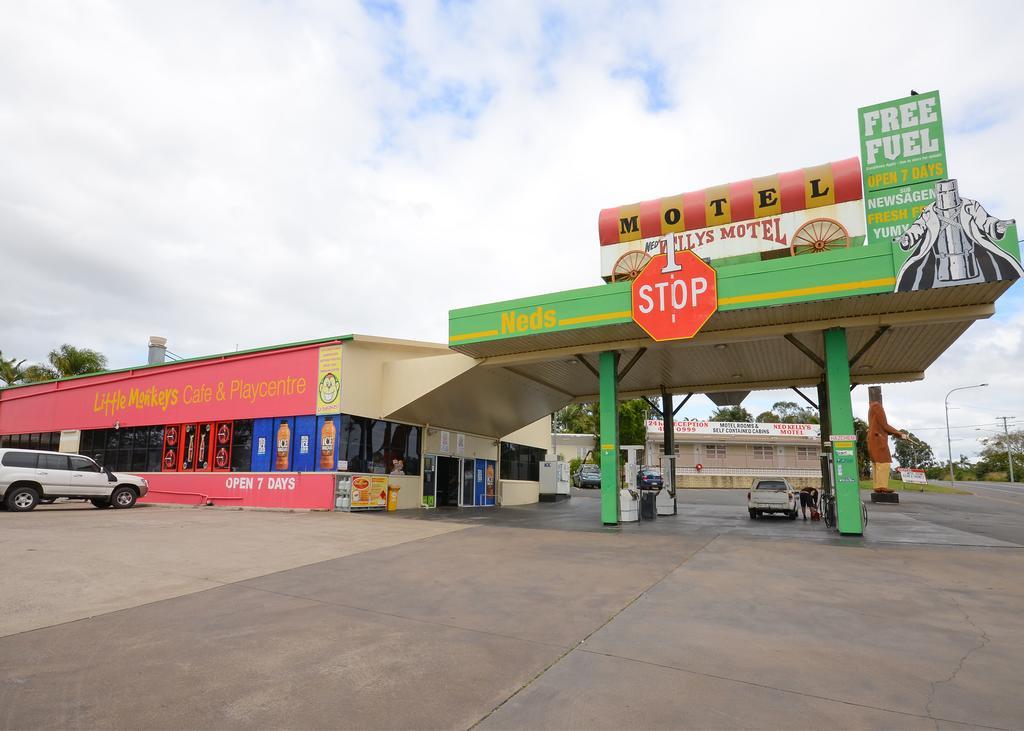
500 443 546 482
704 444 727 459
796 446 817 460
752 445 774 461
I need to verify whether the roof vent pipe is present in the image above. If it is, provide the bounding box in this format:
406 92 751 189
148 336 168 365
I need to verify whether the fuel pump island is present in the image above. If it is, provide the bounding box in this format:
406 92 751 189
448 90 1020 534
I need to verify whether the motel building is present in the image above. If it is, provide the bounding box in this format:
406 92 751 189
644 420 822 489
2 90 1022 536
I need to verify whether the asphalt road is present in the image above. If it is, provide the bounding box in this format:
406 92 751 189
2 490 1023 729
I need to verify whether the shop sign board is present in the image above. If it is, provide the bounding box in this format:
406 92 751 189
598 158 863 278
864 180 936 247
601 200 866 278
858 91 946 246
631 251 717 342
0 345 320 434
140 472 335 510
315 344 342 415
897 467 927 484
646 419 820 438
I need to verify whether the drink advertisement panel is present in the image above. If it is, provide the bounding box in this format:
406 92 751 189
195 422 214 472
213 421 233 472
273 417 294 472
179 423 198 471
350 474 388 508
315 345 342 416
316 415 339 471
0 344 325 435
161 424 181 472
251 418 274 472
291 415 316 472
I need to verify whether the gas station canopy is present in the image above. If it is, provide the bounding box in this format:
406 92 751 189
446 247 1011 406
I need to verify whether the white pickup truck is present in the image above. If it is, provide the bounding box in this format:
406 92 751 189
747 478 798 520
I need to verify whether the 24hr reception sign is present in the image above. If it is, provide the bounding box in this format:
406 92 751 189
859 91 947 246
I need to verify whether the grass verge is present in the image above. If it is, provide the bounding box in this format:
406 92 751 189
858 478 971 495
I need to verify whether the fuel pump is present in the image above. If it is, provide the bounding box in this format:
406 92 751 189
656 455 677 515
619 445 643 522
819 448 837 529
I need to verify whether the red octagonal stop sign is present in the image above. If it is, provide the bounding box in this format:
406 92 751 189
632 251 718 341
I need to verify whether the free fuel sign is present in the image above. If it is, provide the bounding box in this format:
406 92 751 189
631 251 718 341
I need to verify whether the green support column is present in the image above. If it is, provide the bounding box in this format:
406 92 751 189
599 351 620 525
823 327 864 535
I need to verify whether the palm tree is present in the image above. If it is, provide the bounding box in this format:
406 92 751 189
0 351 28 387
23 344 108 383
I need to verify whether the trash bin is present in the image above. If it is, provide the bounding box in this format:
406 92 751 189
387 485 401 512
639 489 658 521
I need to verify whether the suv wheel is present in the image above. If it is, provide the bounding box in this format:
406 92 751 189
6 486 40 512
748 508 756 519
91 498 112 509
110 486 137 509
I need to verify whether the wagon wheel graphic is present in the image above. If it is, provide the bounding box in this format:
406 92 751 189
789 218 850 256
611 250 652 281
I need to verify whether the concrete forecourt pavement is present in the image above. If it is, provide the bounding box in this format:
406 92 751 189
1 486 1023 730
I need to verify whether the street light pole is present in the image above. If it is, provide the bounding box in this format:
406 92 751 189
998 416 1016 483
945 383 988 487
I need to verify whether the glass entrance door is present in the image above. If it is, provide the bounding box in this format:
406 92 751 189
422 455 436 508
460 458 475 506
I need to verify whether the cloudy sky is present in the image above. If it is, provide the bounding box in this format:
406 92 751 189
2 1 1022 459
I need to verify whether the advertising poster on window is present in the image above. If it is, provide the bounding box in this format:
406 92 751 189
456 432 465 455
195 422 213 472
213 422 233 472
315 345 342 416
439 430 450 453
351 474 388 508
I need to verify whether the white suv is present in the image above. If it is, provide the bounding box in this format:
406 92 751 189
0 448 149 512
747 477 798 520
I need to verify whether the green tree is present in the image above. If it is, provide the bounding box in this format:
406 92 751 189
554 403 597 435
755 400 818 424
618 399 650 446
0 351 28 387
893 431 936 469
710 405 753 422
854 417 871 477
23 344 108 382
976 429 1024 476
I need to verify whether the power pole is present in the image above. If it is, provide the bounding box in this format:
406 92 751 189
997 416 1016 483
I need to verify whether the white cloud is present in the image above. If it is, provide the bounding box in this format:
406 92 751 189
2 1 1023 456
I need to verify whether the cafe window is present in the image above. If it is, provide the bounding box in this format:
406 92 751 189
231 420 253 471
338 415 421 474
500 443 546 482
81 426 165 471
0 431 60 451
